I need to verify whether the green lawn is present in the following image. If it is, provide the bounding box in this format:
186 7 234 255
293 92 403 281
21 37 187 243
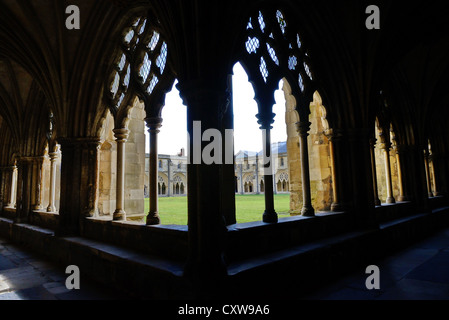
146 194 291 225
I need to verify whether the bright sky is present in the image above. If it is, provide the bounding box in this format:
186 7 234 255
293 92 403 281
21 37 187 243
146 63 287 155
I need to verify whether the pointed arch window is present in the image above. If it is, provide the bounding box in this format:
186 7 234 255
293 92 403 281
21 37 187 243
106 14 173 116
241 7 316 113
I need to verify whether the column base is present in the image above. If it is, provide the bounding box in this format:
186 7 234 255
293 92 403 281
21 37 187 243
386 197 396 204
32 205 43 211
374 198 381 206
47 206 56 213
263 210 278 223
428 193 434 198
331 202 344 212
301 206 315 217
397 196 410 202
147 213 161 225
113 210 126 221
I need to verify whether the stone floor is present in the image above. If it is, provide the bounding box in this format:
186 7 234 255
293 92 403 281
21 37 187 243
1 227 449 300
304 226 449 300
0 237 132 300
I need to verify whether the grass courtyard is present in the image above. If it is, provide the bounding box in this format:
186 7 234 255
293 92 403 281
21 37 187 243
145 194 292 225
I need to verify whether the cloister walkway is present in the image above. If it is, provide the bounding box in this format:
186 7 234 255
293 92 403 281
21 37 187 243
1 226 449 300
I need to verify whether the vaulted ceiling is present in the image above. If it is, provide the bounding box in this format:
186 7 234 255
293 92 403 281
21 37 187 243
0 0 448 160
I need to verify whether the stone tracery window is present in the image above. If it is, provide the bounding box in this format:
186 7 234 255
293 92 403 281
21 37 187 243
242 7 315 103
106 15 172 115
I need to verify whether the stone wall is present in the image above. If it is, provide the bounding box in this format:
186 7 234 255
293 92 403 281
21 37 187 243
124 101 146 221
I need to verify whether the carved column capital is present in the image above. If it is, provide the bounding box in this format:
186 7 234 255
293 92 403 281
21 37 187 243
145 117 163 133
113 128 130 142
295 121 312 137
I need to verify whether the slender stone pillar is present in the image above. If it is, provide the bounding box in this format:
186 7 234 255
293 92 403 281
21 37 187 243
47 150 59 212
326 130 343 212
424 149 433 198
430 153 442 196
296 121 315 217
86 140 101 218
370 138 381 206
145 118 162 225
394 145 408 202
5 166 17 208
380 141 396 204
113 128 129 221
259 121 278 223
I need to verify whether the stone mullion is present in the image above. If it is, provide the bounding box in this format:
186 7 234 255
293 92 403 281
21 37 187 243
47 151 59 213
424 149 433 198
326 130 343 212
260 122 278 223
380 141 396 204
395 145 408 202
430 153 444 196
369 138 381 206
146 118 162 225
113 128 129 221
297 121 315 217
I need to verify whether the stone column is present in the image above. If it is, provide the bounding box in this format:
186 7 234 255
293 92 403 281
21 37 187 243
177 79 228 294
31 157 44 211
5 166 17 208
326 130 343 212
259 121 278 223
47 151 59 212
85 140 101 218
113 128 129 221
395 145 408 202
380 140 396 204
296 121 315 217
145 118 162 225
58 138 101 236
430 153 443 197
15 158 34 223
369 138 381 206
424 149 433 198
